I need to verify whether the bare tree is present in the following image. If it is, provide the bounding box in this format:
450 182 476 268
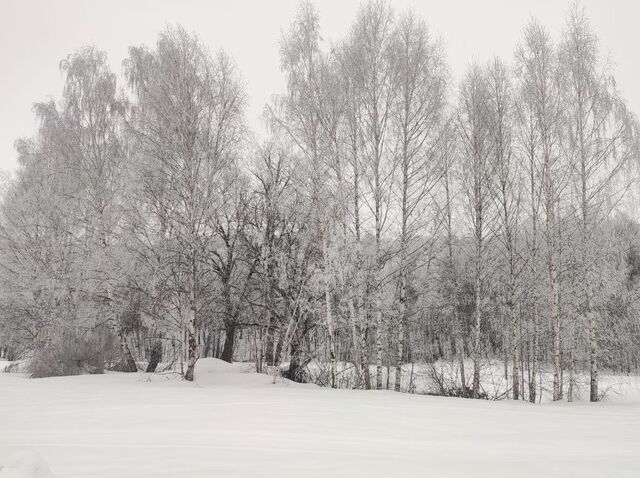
347 0 397 390
485 57 523 399
516 20 566 401
125 26 245 380
559 5 637 401
457 62 492 399
390 11 447 391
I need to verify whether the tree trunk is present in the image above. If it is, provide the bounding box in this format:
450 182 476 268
472 271 482 398
361 324 371 389
184 301 197 381
284 334 308 383
349 299 362 389
395 261 407 392
265 320 279 366
376 310 384 390
567 341 576 402
323 232 337 388
221 321 237 363
395 312 404 393
551 266 561 401
146 340 162 373
588 311 598 402
510 304 520 400
119 333 137 373
456 323 467 396
547 205 562 401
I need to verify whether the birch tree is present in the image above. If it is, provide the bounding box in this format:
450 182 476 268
516 21 566 400
559 6 637 401
125 26 245 380
390 11 447 391
515 49 544 404
485 57 523 399
457 62 492 399
337 40 370 388
347 0 397 389
56 48 135 370
276 1 342 386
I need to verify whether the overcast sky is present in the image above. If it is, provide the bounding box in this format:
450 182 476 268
0 0 638 175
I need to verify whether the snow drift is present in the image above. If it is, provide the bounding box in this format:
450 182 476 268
193 358 310 389
1 362 640 477
0 451 53 478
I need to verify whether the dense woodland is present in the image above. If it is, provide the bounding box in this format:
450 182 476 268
1 1 639 403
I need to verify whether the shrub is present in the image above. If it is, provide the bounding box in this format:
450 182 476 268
28 330 116 378
427 363 487 399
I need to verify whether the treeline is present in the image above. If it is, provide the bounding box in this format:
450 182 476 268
1 1 639 401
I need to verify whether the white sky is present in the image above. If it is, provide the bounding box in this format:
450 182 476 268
0 0 638 175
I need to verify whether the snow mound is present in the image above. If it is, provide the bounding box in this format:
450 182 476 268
195 358 254 375
193 358 306 388
0 451 53 478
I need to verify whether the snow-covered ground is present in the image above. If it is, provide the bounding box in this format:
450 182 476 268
2 359 640 478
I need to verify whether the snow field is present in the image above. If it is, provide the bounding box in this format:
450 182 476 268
1 358 639 477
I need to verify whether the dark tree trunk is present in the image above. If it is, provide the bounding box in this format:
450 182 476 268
221 322 237 363
184 335 196 381
119 333 138 372
284 339 308 383
145 340 162 373
362 325 371 390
